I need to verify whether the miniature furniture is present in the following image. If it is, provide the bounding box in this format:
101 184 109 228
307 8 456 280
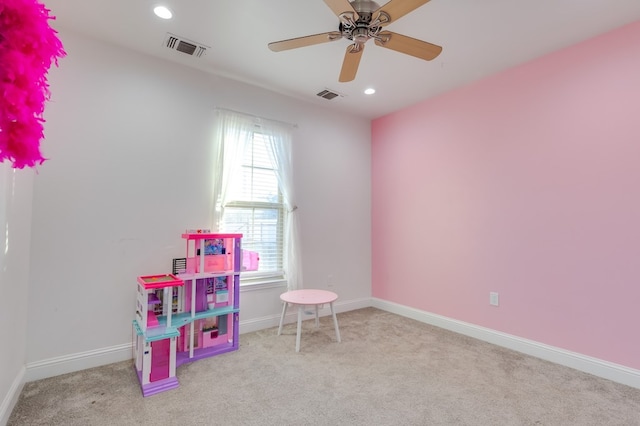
277 289 341 352
133 232 242 396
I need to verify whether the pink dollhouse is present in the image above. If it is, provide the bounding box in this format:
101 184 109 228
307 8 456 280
133 232 242 396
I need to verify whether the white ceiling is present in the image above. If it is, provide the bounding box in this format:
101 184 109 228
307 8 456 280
44 0 640 120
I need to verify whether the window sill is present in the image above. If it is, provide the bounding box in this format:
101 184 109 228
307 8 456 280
240 277 287 292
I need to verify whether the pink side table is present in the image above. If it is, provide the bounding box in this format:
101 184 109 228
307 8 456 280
277 289 341 352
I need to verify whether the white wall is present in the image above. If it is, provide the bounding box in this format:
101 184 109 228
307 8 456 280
0 164 34 424
25 30 371 379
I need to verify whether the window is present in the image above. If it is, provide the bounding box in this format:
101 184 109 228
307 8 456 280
220 132 285 279
213 109 301 290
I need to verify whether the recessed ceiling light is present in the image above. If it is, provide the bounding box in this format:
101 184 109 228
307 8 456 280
364 88 376 95
154 6 173 19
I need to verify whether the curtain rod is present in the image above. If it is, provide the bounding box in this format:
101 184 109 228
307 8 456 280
214 107 298 129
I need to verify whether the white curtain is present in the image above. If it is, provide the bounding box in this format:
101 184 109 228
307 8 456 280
211 110 253 229
260 119 302 291
212 108 303 290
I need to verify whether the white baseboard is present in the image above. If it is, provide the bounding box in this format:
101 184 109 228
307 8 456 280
0 367 25 426
22 297 371 383
25 343 133 383
21 297 637 394
372 298 640 389
239 297 371 334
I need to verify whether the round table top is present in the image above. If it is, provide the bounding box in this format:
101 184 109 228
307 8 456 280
280 289 338 305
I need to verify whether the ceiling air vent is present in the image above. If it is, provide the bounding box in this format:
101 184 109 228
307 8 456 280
164 33 208 58
317 89 344 100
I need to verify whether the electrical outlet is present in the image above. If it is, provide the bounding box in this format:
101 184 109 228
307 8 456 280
489 292 499 306
327 274 334 288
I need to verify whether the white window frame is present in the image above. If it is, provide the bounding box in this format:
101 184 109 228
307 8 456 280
221 131 286 284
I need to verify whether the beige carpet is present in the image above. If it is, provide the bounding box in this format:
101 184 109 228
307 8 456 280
8 308 640 425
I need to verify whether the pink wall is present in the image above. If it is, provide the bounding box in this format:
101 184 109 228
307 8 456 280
372 21 640 369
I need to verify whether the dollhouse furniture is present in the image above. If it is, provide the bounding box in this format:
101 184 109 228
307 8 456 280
133 232 242 396
277 289 341 352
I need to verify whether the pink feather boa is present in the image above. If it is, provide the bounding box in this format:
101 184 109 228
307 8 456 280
0 0 65 169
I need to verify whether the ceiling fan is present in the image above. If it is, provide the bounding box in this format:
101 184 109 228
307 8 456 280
268 0 442 83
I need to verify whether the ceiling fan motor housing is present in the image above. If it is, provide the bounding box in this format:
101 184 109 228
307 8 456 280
340 0 385 44
350 0 380 14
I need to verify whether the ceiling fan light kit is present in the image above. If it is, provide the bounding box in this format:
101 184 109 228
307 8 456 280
268 0 442 82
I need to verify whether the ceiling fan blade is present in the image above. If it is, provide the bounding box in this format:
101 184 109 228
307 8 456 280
268 32 342 52
375 0 431 26
374 31 442 61
324 0 359 20
339 43 364 82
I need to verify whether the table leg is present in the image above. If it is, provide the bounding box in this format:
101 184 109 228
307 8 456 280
315 304 320 328
330 302 341 343
296 305 303 352
277 301 288 335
